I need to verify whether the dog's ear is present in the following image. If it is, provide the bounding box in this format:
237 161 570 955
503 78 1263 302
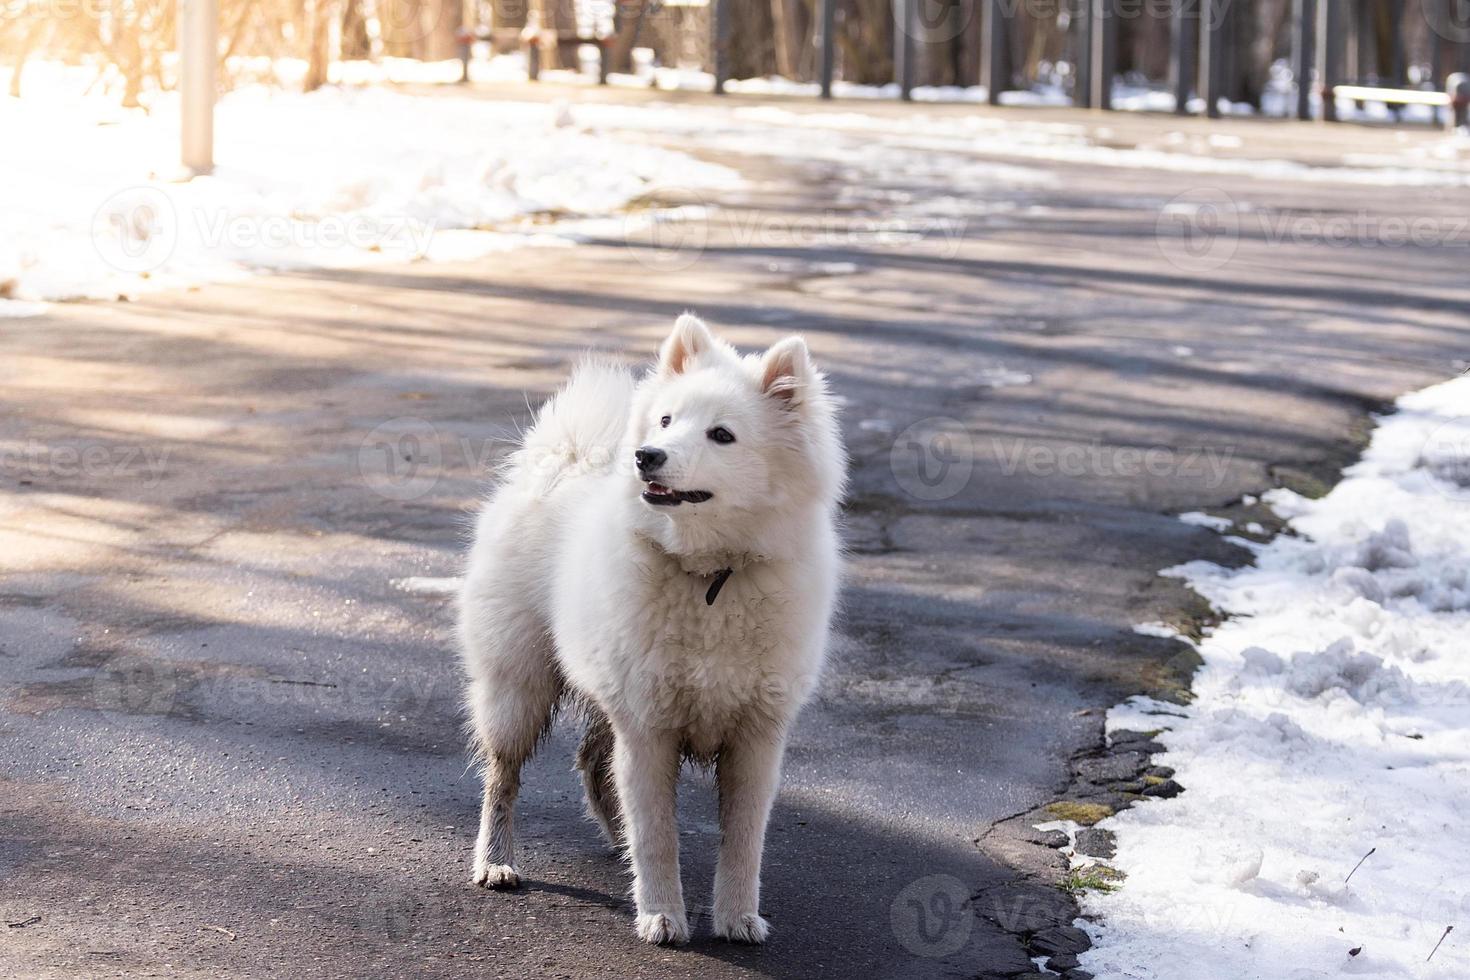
658 313 715 376
760 336 814 407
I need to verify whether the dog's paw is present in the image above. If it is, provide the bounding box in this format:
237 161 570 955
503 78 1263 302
713 911 770 944
635 911 690 945
471 862 520 890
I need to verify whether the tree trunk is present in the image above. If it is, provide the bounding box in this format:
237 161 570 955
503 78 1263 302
911 0 965 87
421 0 465 61
303 0 338 91
839 0 893 85
530 0 573 68
606 0 647 73
1368 0 1393 82
770 0 810 78
1118 1 1170 79
956 0 983 87
1016 0 1064 86
117 21 145 107
728 0 777 79
379 0 414 57
340 0 374 60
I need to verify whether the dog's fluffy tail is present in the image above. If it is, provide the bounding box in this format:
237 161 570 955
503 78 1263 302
512 358 634 494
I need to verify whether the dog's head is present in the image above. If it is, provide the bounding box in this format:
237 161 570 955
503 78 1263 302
627 313 844 559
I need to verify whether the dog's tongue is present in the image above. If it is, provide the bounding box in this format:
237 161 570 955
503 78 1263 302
648 483 672 495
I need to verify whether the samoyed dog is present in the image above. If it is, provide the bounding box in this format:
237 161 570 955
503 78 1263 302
457 313 845 946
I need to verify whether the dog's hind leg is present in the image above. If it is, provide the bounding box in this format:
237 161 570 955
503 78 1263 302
574 707 619 847
463 601 561 890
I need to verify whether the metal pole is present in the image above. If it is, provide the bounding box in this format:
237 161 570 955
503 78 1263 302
180 0 216 175
1220 0 1237 103
1431 0 1445 88
1293 0 1316 119
713 0 730 95
1462 5 1470 74
1320 0 1342 121
1090 0 1115 110
1171 0 1198 115
456 17 472 84
1430 2 1446 127
896 0 916 101
1461 0 1470 76
1201 0 1224 118
819 0 836 98
1075 0 1092 108
1449 72 1470 129
1389 0 1405 88
1354 0 1370 82
983 0 1007 106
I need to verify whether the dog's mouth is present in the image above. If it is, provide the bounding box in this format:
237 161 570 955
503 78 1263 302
640 482 714 507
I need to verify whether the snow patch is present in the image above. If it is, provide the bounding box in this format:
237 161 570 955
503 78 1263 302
1105 695 1188 738
0 70 739 304
974 366 1033 388
1178 511 1233 532
0 298 48 319
390 576 464 596
1080 372 1470 979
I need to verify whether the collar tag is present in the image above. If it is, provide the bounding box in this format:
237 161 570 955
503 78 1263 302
705 567 734 606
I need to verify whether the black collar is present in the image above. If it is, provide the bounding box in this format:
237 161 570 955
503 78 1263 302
704 567 734 606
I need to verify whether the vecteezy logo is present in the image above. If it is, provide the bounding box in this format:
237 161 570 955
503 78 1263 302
1415 878 1469 951
624 194 709 273
1155 187 1239 273
92 186 179 275
893 0 977 44
891 417 974 501
891 874 973 958
93 653 180 723
357 417 443 501
1419 416 1470 502
1424 0 1470 43
358 886 435 943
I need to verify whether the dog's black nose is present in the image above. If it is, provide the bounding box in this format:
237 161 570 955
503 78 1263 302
634 446 667 473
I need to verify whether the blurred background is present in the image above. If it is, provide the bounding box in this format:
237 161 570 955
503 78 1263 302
4 0 1466 116
6 0 1468 313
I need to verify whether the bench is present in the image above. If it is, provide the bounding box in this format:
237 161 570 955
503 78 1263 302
1330 75 1470 129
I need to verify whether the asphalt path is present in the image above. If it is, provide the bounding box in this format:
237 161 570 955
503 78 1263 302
2 84 1467 979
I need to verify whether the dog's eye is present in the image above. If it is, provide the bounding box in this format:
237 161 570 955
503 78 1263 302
659 415 671 428
707 426 736 445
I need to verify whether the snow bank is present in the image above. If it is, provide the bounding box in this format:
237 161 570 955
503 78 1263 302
1079 375 1470 978
7 56 1464 322
0 66 739 315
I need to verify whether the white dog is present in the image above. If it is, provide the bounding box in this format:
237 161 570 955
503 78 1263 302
457 313 845 945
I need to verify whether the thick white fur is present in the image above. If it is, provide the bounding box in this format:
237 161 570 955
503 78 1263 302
457 313 845 945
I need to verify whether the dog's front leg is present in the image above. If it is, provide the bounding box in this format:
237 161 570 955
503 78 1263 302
712 728 786 943
613 726 688 944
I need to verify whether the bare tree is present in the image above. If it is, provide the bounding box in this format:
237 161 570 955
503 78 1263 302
838 0 893 84
728 0 778 78
770 0 813 78
304 0 341 92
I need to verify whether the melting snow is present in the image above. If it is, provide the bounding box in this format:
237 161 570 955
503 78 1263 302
0 67 739 312
1080 374 1470 979
1178 511 1234 532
